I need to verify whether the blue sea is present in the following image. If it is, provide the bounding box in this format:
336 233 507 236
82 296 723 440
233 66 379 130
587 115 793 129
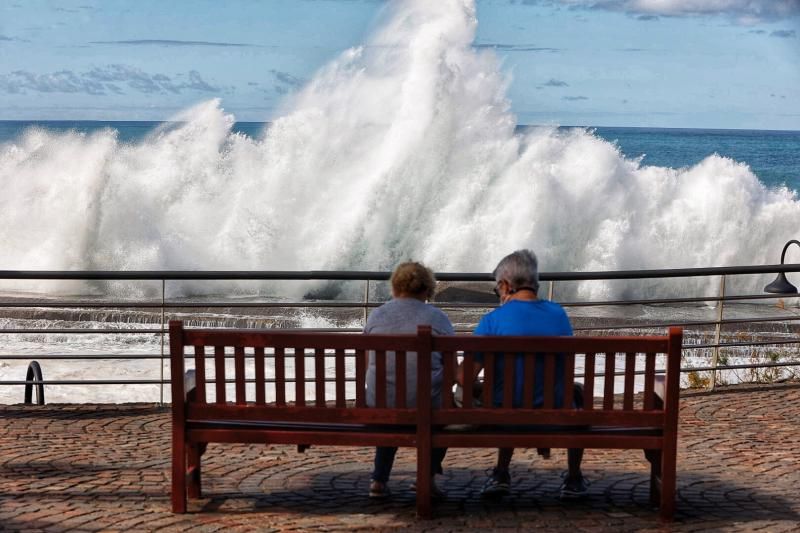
1 120 798 192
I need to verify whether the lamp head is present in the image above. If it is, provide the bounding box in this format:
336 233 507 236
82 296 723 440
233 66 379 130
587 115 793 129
764 272 798 294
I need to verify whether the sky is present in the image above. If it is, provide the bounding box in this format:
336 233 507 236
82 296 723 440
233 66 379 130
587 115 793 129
0 0 799 129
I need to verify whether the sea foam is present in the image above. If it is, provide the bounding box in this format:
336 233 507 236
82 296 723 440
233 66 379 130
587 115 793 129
0 0 798 300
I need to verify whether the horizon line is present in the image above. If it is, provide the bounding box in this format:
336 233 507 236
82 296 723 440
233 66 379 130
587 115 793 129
1 119 798 134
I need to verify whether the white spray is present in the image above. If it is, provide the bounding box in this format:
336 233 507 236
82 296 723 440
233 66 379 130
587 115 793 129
0 0 797 299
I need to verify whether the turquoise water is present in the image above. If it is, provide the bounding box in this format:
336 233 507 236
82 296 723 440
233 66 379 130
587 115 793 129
592 126 800 191
1 120 798 191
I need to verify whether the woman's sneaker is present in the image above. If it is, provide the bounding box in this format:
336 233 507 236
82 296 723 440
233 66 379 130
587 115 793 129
481 467 511 498
369 480 391 499
559 474 589 500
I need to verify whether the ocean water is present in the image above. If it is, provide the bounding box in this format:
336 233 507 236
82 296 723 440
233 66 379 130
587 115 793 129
592 127 799 191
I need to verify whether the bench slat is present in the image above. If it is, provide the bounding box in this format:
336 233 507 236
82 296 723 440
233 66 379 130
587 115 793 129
275 347 286 407
563 352 575 409
335 348 345 408
375 349 386 408
234 346 246 405
396 351 407 408
432 335 669 354
584 352 596 410
624 352 636 410
214 346 226 404
433 432 665 450
603 352 615 410
431 408 665 426
503 353 514 408
523 354 534 409
193 345 206 404
295 348 305 407
462 352 474 409
185 330 424 351
543 353 556 409
355 349 366 408
644 352 656 410
442 351 454 409
254 347 265 405
187 404 418 424
187 428 418 448
315 348 326 408
483 352 495 407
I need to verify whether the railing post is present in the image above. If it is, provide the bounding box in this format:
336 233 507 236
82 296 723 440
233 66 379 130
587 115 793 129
547 280 555 301
363 279 370 327
710 274 726 390
24 361 45 405
160 278 166 405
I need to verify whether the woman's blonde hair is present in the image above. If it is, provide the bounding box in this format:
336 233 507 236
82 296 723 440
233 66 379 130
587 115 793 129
390 262 436 299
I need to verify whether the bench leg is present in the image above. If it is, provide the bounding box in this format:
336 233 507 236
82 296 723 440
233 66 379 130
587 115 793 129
172 432 187 513
416 446 432 519
644 449 661 507
660 446 677 521
187 444 202 499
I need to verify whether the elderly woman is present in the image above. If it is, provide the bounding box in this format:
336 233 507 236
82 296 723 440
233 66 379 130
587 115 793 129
365 261 453 499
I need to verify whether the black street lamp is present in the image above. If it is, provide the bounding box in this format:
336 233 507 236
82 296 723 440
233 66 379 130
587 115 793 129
764 239 800 294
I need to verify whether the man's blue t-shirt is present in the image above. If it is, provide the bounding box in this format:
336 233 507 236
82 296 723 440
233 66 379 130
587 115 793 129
473 299 573 408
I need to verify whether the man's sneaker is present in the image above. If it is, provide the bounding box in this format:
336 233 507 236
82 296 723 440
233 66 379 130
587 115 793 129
480 468 511 498
409 477 446 500
559 474 589 500
369 480 390 499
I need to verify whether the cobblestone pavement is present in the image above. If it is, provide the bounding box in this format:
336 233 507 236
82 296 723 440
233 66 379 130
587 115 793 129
1 383 799 532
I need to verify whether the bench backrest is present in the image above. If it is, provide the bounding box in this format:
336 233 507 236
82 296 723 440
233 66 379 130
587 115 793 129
170 321 682 430
169 321 432 425
430 329 683 429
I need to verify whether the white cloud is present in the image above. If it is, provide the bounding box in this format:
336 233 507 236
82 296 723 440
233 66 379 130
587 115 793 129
0 65 220 96
549 0 800 23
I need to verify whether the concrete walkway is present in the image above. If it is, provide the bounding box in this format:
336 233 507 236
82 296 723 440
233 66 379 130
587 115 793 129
1 383 799 532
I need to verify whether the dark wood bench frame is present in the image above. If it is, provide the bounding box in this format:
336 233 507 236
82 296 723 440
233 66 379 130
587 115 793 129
170 320 682 520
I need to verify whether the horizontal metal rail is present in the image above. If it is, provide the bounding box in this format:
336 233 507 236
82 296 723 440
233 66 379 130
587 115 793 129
1 337 797 363
0 354 165 360
5 312 800 335
2 263 800 281
575 315 800 332
0 292 793 310
8 359 799 387
560 293 791 306
0 301 389 309
3 317 799 336
0 327 366 334
686 338 800 349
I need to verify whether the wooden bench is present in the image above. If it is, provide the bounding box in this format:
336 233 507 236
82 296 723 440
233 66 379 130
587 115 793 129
169 320 682 520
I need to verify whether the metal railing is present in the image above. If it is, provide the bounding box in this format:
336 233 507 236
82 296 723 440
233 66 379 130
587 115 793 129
1 264 799 404
23 361 44 405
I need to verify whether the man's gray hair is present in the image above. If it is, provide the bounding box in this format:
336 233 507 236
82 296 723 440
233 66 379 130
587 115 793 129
492 249 540 293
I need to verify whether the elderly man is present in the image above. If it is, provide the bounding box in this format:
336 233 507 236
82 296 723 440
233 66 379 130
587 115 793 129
458 249 588 500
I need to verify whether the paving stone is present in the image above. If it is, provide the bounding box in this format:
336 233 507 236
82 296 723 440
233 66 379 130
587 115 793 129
1 383 799 531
